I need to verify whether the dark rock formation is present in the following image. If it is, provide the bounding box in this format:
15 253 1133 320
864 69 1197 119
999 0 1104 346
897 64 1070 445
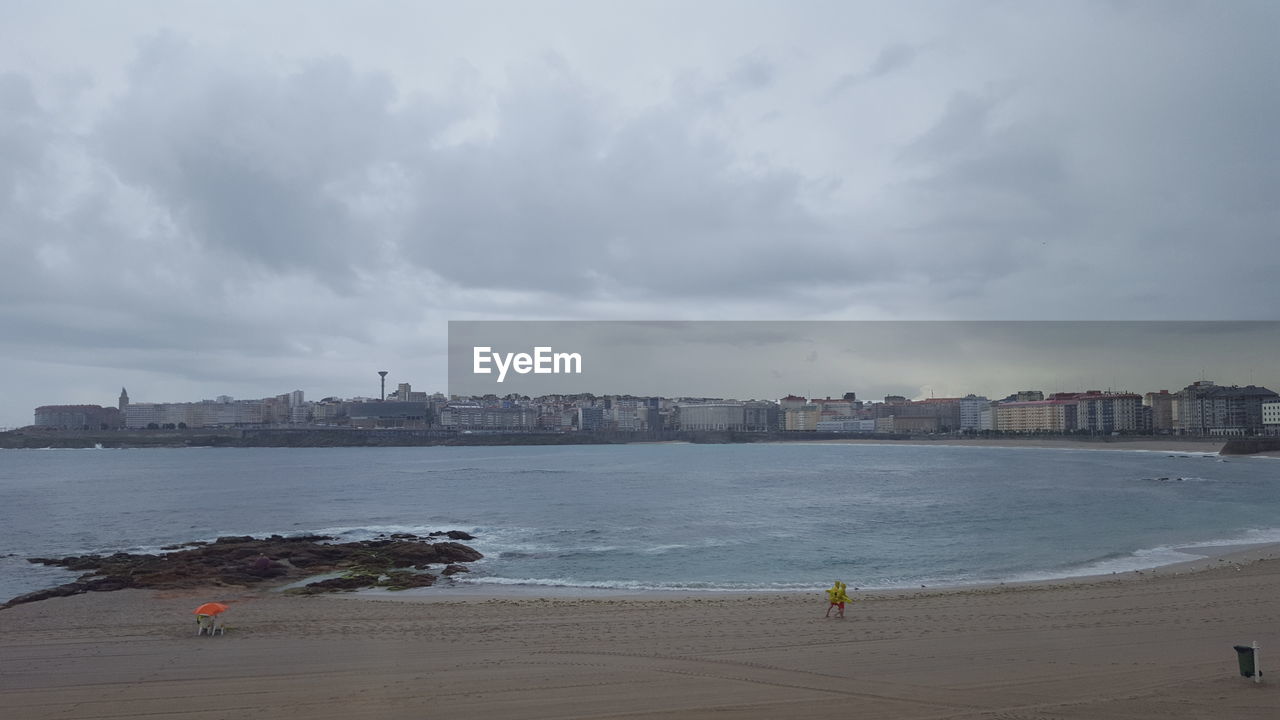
5 532 482 609
429 530 476 540
295 574 383 592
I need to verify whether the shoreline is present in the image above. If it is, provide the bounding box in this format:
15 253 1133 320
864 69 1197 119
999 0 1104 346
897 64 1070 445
0 428 1244 454
322 540 1280 604
804 436 1230 454
9 507 1279 607
12 535 1276 608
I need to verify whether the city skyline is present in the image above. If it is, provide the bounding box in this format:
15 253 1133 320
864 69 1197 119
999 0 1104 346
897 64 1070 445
10 319 1280 430
29 379 1280 438
22 366 1279 433
3 3 1278 430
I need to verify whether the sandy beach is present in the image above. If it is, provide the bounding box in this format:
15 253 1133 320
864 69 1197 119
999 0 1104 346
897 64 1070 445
2 546 1276 719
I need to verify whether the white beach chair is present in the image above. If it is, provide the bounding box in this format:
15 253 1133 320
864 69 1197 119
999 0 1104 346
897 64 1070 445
195 614 225 636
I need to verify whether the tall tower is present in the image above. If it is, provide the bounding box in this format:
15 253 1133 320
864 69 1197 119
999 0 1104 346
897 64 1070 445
118 387 129 412
378 371 388 401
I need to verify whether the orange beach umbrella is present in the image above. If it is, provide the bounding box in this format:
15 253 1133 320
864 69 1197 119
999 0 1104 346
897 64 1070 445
193 602 229 616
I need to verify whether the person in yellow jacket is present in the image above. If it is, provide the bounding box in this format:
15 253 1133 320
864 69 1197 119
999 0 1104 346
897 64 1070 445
824 580 851 618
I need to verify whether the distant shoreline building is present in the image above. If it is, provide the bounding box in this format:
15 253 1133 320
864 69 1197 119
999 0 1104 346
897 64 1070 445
33 405 122 430
21 376 1280 437
678 402 777 432
1176 381 1278 435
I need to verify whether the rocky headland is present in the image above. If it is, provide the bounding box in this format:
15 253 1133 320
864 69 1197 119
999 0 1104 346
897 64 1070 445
4 531 483 608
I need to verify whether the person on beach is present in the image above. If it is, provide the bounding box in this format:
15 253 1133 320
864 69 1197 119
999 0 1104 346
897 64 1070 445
825 581 851 618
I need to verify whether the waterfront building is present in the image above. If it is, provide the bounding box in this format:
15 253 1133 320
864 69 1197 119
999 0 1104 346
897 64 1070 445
289 402 312 424
777 395 808 430
893 415 941 433
992 399 1076 433
1176 381 1278 435
1072 391 1142 433
810 397 856 416
784 405 820 431
611 399 645 431
816 418 875 433
121 395 269 428
1263 399 1280 435
311 400 346 424
122 402 175 427
1144 390 1176 432
894 398 963 432
576 406 605 431
33 405 122 430
742 402 779 432
346 401 432 428
439 404 483 429
389 383 429 402
1136 404 1153 433
437 404 534 431
959 395 990 432
778 395 808 411
679 402 746 431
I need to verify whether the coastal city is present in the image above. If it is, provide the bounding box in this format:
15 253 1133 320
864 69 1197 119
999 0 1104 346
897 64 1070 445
27 376 1280 437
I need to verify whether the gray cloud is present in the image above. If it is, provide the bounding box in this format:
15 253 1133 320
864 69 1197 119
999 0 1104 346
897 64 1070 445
827 43 919 97
96 35 415 284
1 1 1278 426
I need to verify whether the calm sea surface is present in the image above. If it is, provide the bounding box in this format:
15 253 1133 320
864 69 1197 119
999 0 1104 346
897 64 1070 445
2 443 1278 601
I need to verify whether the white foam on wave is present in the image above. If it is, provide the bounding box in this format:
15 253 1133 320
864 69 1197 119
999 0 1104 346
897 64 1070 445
640 544 691 554
460 575 823 593
1177 526 1280 549
1124 448 1220 456
311 524 481 542
1000 547 1204 584
996 526 1280 584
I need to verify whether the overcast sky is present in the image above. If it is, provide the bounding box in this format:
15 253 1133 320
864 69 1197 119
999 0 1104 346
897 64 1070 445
2 1 1278 427
449 321 1280 401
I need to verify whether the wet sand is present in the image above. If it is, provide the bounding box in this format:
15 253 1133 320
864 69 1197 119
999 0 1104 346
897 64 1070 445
2 546 1276 719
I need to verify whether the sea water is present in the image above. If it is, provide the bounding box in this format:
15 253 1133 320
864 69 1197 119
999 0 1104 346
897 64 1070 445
1 443 1278 601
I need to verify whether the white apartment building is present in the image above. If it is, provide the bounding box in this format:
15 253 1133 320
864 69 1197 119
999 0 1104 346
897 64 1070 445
124 399 266 428
959 395 990 431
1264 399 1280 434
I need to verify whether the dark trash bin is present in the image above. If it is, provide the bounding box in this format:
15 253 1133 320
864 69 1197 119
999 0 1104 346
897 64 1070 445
1233 645 1257 677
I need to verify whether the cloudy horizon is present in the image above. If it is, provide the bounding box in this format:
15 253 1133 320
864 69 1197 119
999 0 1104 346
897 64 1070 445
2 1 1278 428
